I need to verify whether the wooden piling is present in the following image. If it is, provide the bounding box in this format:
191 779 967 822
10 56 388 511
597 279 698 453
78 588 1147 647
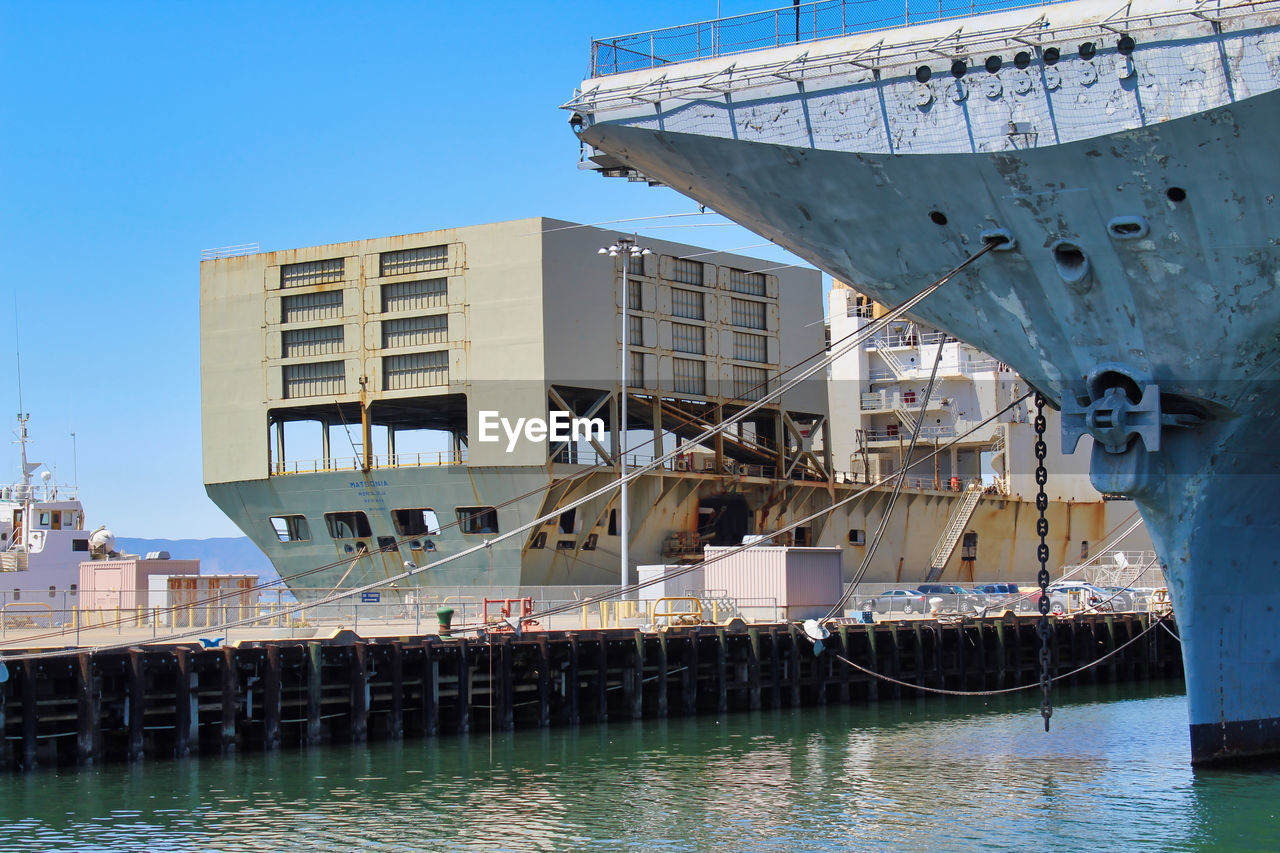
174 648 192 759
455 639 471 734
349 642 368 743
389 641 404 739
76 652 99 765
746 627 762 711
306 642 323 746
220 645 238 754
127 650 145 762
422 639 439 736
19 660 37 770
263 645 281 751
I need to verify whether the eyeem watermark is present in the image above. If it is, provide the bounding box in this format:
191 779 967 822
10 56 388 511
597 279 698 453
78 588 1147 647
477 410 606 452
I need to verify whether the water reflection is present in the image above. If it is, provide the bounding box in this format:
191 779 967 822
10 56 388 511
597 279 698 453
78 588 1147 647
1 680 1275 852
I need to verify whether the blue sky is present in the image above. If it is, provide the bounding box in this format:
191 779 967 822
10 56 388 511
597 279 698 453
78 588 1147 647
0 1 824 537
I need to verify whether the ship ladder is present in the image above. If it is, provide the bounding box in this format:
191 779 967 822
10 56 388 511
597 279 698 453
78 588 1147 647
923 483 983 582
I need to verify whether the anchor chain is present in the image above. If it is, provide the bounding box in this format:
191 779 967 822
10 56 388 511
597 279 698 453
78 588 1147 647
1034 393 1053 731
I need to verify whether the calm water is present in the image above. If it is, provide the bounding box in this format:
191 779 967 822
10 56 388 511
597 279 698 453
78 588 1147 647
1 680 1276 852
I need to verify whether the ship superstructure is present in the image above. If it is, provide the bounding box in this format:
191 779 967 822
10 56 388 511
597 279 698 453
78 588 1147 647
200 217 1135 595
827 282 1097 507
566 0 1280 763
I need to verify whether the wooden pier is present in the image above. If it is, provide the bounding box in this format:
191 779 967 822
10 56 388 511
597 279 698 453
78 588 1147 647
0 613 1181 771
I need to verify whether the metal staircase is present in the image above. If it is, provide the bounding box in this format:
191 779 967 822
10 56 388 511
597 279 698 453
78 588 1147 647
875 345 911 380
923 483 983 582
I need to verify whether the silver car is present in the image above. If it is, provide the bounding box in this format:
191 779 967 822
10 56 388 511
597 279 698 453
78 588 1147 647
855 588 929 615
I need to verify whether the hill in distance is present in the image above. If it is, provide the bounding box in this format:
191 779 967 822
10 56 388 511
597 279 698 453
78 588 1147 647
116 537 280 584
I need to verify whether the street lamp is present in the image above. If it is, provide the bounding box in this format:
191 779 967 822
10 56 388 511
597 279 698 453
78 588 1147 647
599 237 651 592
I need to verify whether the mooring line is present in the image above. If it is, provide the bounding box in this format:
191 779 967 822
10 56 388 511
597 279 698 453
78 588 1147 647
826 612 1171 697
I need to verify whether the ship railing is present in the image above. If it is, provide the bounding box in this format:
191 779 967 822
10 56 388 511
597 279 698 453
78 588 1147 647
589 0 1064 76
270 449 468 475
864 425 956 442
865 331 950 350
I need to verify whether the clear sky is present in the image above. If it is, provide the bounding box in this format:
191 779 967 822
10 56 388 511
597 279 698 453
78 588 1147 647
0 1 825 537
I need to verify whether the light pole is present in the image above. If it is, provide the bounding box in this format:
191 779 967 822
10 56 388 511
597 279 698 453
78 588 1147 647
599 237 650 592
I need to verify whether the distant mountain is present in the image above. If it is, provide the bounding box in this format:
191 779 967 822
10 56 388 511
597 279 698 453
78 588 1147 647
115 537 279 583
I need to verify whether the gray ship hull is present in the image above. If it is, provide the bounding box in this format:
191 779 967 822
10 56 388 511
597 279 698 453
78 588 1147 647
210 464 1138 593
580 88 1280 764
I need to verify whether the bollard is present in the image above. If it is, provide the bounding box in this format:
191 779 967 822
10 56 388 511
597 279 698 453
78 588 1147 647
437 606 454 637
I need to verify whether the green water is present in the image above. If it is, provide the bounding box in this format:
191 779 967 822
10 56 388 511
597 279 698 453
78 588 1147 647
0 680 1276 852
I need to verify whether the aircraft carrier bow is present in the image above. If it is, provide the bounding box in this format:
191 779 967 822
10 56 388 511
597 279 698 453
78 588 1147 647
567 0 1280 765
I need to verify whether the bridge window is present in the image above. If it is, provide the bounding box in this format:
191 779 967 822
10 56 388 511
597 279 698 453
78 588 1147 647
457 506 499 535
270 515 312 542
393 508 440 536
324 511 371 540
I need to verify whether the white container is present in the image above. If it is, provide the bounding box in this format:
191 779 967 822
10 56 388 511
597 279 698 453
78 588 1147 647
637 563 705 601
703 546 842 620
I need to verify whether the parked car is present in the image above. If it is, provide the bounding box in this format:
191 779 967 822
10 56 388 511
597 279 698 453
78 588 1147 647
916 583 986 614
1046 581 1114 615
855 588 929 615
970 582 1035 615
1096 586 1138 612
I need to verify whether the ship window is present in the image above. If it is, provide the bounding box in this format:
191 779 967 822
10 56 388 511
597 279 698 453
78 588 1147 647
629 351 645 388
608 509 618 536
530 531 547 549
732 365 768 401
671 288 704 320
950 59 966 78
283 361 345 398
728 268 766 296
559 508 576 534
72 538 89 552
729 298 765 329
673 357 706 396
324 511 371 540
670 258 703 286
848 529 866 545
929 210 948 226
270 515 312 542
794 526 811 546
672 322 706 354
1078 41 1096 60
734 332 767 363
915 65 931 83
457 506 499 535
382 278 447 312
39 511 50 526
392 508 440 536
383 315 447 348
1117 35 1135 55
281 258 345 288
283 289 343 323
283 325 344 358
384 351 448 390
1043 47 1060 65
1166 186 1187 203
556 539 575 550
380 245 448 277
984 56 1002 74
581 533 598 551
1014 51 1031 69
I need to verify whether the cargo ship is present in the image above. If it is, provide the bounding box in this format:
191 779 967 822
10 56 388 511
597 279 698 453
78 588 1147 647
565 0 1280 763
198 218 1138 598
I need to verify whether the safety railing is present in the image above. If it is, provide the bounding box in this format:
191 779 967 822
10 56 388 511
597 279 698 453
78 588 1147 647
271 448 468 475
590 0 1062 75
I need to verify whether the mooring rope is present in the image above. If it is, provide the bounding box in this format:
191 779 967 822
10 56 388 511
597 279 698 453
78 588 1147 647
826 611 1172 697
